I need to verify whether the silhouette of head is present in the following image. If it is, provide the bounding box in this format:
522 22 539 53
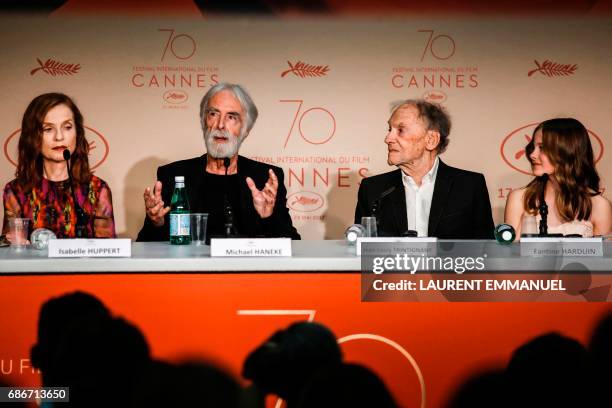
589 311 612 406
30 291 110 384
506 332 589 407
295 362 398 408
447 369 509 408
242 321 342 404
52 316 151 407
589 311 612 370
133 360 246 408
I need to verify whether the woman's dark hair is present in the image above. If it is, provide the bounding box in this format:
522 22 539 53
17 92 91 189
523 118 600 221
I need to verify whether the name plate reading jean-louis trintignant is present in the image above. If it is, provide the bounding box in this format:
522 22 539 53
356 237 437 256
210 238 292 257
48 239 132 258
520 237 603 257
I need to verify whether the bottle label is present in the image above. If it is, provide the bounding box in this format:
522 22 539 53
169 213 190 237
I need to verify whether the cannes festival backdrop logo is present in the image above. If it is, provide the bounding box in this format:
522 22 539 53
527 60 577 78
391 29 478 95
281 61 330 78
422 90 447 103
30 58 81 76
288 191 325 212
500 123 603 175
131 29 220 110
163 90 189 104
4 127 109 170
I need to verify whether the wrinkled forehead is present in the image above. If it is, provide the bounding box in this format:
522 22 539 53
389 104 423 125
208 90 245 115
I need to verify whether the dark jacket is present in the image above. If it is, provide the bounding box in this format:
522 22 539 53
137 155 300 241
354 160 494 239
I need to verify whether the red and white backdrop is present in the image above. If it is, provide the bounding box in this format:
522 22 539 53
1 12 610 239
1 5 612 408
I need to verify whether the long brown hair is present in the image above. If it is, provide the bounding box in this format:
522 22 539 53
16 93 91 190
523 118 600 221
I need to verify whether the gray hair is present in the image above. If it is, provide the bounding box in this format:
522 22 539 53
391 99 452 154
199 83 259 134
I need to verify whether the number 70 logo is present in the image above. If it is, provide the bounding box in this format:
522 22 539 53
280 100 336 148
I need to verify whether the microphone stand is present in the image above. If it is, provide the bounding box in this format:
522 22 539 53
63 149 88 238
538 174 549 236
534 173 563 237
370 186 417 237
371 186 395 218
223 157 236 238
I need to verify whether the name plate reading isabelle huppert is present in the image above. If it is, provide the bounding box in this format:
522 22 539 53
520 237 603 257
48 239 132 258
210 238 292 257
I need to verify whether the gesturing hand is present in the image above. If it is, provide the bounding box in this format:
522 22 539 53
143 181 170 227
246 169 278 219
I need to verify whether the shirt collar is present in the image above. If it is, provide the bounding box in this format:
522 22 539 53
401 156 440 186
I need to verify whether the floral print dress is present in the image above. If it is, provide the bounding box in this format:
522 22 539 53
2 175 116 238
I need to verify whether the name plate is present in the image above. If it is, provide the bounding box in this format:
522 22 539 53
48 239 131 258
520 237 603 257
356 237 437 256
210 238 292 257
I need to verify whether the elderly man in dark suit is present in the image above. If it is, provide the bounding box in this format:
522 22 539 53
355 99 494 239
137 83 300 241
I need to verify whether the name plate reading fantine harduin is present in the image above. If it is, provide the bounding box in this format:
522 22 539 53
48 239 131 258
356 237 437 256
520 237 603 257
210 238 292 257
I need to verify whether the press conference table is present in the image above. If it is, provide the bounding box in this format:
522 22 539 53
1 240 610 408
0 240 360 273
0 240 610 274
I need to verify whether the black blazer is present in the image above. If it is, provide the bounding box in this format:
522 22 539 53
137 155 300 241
354 160 494 239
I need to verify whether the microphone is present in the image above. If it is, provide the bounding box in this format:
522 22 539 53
222 157 235 237
370 186 418 237
538 173 549 236
494 223 516 244
345 224 366 245
63 149 88 238
371 186 396 217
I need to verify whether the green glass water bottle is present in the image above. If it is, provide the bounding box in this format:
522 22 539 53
169 176 191 245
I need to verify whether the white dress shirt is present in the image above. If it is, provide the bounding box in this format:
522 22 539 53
401 157 440 237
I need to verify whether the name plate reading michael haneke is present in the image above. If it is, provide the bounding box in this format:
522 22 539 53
356 237 437 256
48 239 131 258
520 237 603 257
210 238 292 257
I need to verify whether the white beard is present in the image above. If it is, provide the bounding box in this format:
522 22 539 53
203 128 245 159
